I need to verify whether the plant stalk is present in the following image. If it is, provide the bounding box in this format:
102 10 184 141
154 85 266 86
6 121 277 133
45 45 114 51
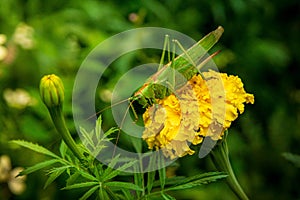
48 106 84 161
210 139 249 200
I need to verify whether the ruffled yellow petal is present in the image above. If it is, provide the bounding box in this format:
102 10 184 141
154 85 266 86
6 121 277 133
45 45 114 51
142 70 254 159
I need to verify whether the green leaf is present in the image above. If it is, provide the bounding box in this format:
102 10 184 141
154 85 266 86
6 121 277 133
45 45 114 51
130 137 142 153
44 166 70 188
62 182 98 190
147 171 156 194
105 181 143 191
66 171 81 186
59 140 68 159
77 169 98 182
79 185 99 200
101 155 120 178
94 116 117 142
18 159 59 176
121 189 134 200
80 126 95 147
99 186 107 200
102 160 137 181
147 154 157 193
158 155 166 189
103 127 118 138
152 176 186 187
165 172 227 191
161 192 176 200
95 116 103 142
104 186 119 200
11 140 60 159
133 167 143 199
176 172 227 185
282 153 300 168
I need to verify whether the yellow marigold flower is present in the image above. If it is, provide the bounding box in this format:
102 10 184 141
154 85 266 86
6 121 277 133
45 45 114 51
142 70 254 159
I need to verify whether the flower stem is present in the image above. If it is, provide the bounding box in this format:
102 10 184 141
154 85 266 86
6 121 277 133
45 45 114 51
48 106 84 161
210 138 249 200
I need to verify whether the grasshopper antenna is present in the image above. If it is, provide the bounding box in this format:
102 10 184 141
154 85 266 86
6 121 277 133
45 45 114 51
85 98 130 121
112 98 138 157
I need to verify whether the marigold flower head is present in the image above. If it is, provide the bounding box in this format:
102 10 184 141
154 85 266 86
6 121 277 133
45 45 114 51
142 70 254 159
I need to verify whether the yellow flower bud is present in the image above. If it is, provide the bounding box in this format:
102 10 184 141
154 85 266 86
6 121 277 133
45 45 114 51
40 74 64 108
39 74 84 161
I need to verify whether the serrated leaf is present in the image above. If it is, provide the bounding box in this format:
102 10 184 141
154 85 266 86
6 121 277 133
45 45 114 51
152 176 186 187
18 159 59 176
95 116 103 142
80 126 94 147
102 160 137 181
176 172 227 185
282 153 300 168
77 169 98 182
165 172 227 191
62 182 98 190
166 180 211 191
102 154 120 177
44 166 70 188
103 127 118 138
66 171 81 186
100 154 121 179
11 140 59 159
79 185 99 200
105 181 143 191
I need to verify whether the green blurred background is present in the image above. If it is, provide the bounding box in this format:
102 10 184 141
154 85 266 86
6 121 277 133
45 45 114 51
0 0 299 199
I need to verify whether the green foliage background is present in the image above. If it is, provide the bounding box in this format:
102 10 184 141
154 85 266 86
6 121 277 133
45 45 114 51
0 0 299 199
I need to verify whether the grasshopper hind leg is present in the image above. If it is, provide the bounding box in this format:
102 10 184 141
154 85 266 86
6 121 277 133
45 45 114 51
158 34 171 71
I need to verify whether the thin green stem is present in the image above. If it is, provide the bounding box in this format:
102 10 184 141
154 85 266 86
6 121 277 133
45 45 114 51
48 106 84 161
210 139 249 200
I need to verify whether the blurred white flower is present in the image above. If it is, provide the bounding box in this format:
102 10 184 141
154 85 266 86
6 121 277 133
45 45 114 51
8 167 26 195
3 88 36 109
0 34 7 44
99 89 112 103
0 155 26 195
0 155 11 182
13 23 35 49
0 34 8 61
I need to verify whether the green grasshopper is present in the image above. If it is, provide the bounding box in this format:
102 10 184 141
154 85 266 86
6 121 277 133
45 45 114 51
102 26 225 156
97 26 224 125
130 26 224 110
